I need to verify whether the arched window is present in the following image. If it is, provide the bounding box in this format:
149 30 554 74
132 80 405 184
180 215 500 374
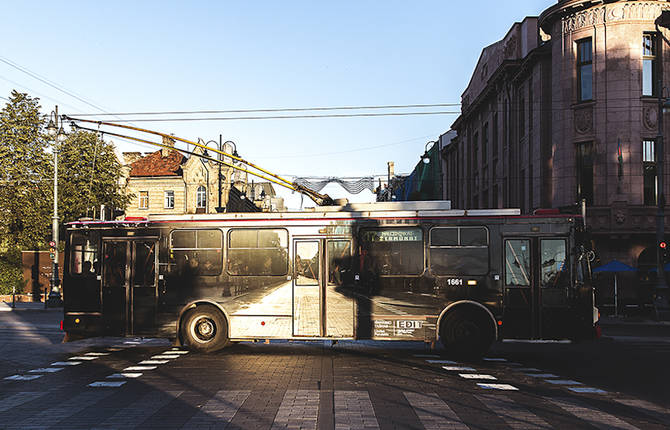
196 185 207 209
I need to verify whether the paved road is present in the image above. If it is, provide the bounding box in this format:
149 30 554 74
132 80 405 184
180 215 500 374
0 310 668 429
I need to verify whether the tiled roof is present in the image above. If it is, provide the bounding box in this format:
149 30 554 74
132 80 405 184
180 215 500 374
129 150 185 177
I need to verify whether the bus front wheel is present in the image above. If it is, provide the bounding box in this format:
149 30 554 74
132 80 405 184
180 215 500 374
439 309 493 359
181 305 230 352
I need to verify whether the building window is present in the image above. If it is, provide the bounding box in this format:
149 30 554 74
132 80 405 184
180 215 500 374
196 185 206 209
138 191 149 209
643 33 658 96
643 139 657 205
577 38 593 101
482 122 488 164
492 112 498 159
164 190 174 209
519 92 525 136
576 141 594 205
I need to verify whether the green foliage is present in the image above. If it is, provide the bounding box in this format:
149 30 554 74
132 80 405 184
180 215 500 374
0 247 26 295
58 130 131 223
0 91 51 250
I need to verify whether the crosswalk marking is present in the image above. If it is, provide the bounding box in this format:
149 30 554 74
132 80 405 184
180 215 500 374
182 390 250 429
403 392 468 430
93 390 182 429
52 361 81 366
477 394 552 429
568 387 607 394
139 360 169 365
545 379 582 385
0 392 48 413
549 397 641 430
426 359 459 364
69 356 98 361
477 383 519 391
124 365 157 371
28 367 63 373
335 391 379 429
89 381 126 387
613 398 670 425
4 374 42 381
443 366 476 371
272 390 319 429
459 373 497 380
107 373 143 379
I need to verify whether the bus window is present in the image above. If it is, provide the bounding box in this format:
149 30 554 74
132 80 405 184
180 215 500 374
227 228 288 276
429 227 489 275
327 240 351 285
505 239 531 286
360 228 423 276
170 229 222 276
70 232 100 275
541 239 569 288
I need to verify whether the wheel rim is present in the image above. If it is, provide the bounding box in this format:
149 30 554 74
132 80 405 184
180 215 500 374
190 316 217 343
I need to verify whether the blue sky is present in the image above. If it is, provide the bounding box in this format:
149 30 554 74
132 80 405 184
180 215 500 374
0 1 552 204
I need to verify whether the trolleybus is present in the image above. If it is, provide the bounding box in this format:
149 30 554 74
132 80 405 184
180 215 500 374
62 201 598 357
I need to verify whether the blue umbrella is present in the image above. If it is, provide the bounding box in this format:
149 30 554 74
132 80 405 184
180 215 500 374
592 260 637 317
647 262 670 272
593 260 637 273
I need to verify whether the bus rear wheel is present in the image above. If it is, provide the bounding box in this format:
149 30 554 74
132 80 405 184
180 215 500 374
181 305 229 352
439 309 493 359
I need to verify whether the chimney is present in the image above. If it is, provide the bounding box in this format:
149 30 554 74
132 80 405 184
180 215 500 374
122 152 142 165
162 136 175 157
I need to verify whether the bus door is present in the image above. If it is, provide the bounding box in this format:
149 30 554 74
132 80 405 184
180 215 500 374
102 239 158 335
503 237 571 339
293 239 324 336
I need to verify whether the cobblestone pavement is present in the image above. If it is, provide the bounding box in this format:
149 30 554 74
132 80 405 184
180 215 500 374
1 311 669 429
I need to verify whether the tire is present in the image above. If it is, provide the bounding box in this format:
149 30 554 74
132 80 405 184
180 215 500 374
180 305 230 352
439 309 494 359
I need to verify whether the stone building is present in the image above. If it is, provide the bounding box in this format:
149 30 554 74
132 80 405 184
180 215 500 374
444 0 670 313
121 138 282 216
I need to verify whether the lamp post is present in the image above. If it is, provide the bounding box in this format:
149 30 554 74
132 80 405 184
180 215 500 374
46 107 66 308
217 139 237 213
422 141 436 164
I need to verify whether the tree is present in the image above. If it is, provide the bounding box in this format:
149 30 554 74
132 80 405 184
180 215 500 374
58 130 130 223
0 90 51 250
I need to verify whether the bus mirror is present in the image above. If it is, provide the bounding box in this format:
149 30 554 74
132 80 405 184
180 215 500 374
354 274 360 281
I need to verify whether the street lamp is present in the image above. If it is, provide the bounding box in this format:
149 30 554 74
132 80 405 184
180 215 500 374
422 141 436 164
46 107 66 308
215 138 237 213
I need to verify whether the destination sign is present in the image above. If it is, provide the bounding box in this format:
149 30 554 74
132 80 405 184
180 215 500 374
360 229 422 243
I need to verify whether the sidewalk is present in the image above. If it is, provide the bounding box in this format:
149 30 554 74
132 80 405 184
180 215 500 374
0 301 62 312
599 315 670 327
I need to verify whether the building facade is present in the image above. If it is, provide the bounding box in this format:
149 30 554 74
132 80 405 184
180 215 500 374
120 138 283 216
444 0 670 312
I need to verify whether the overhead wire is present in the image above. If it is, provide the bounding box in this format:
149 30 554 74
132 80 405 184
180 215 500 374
69 103 461 116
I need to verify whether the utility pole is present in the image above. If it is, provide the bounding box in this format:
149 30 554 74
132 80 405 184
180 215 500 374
46 106 65 307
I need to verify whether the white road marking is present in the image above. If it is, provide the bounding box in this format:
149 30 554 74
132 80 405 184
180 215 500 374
517 368 542 372
335 391 379 429
88 381 126 387
414 354 440 358
124 365 157 371
168 350 189 354
442 366 476 371
272 390 319 430
106 347 123 351
28 367 63 373
477 394 552 429
426 359 459 364
477 383 519 391
69 356 98 361
51 361 81 366
138 360 169 365
459 374 497 380
182 390 250 430
151 355 180 359
545 379 583 385
4 375 42 381
0 392 48 413
525 373 559 378
107 373 143 379
85 352 110 356
549 397 641 430
483 358 507 362
404 392 468 430
568 387 607 394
